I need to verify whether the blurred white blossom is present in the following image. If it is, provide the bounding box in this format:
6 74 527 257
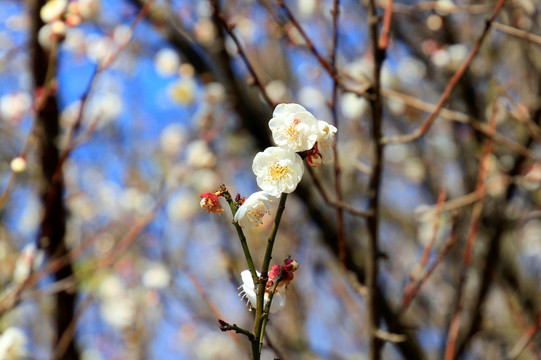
0 92 31 123
188 169 220 194
340 93 369 119
265 80 289 104
142 264 170 289
0 327 27 360
186 140 216 168
204 82 226 105
168 78 196 105
40 0 67 23
155 48 180 77
167 192 199 221
9 157 26 173
160 123 187 157
100 297 136 329
13 243 44 284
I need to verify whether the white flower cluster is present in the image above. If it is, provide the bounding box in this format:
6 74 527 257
235 103 337 228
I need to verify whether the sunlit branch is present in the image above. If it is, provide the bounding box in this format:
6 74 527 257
379 0 394 50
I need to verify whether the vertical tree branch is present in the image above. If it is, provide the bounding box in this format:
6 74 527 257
329 0 346 265
366 0 386 358
443 101 499 360
30 0 79 359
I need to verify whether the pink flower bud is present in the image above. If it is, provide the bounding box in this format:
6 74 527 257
200 192 223 214
284 259 299 272
268 264 280 280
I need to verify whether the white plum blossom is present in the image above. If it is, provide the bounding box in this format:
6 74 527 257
269 103 319 152
10 157 26 173
14 243 44 284
252 147 304 197
154 48 180 77
40 0 67 23
0 327 27 360
316 120 337 164
234 191 275 228
142 264 171 289
239 270 286 314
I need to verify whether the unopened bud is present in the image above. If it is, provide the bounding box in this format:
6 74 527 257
268 264 280 280
284 259 299 272
307 152 322 167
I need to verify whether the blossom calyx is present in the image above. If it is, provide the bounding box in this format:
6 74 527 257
306 144 322 167
200 191 224 214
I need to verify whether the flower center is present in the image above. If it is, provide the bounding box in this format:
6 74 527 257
285 119 301 141
247 204 268 224
267 162 288 182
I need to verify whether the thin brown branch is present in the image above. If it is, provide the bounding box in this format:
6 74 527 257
214 13 275 109
379 0 394 49
382 0 507 145
507 299 541 359
379 88 535 159
400 215 458 313
53 297 93 359
277 1 336 80
401 189 446 308
383 0 490 15
493 22 541 46
306 166 372 217
443 99 500 360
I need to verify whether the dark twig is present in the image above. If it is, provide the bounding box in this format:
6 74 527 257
277 1 336 80
214 13 276 109
365 0 387 357
218 319 255 340
329 0 346 264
